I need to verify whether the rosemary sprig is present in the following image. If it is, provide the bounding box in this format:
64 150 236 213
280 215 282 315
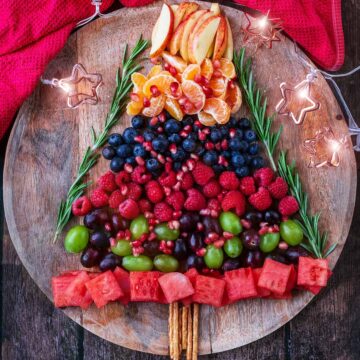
54 36 149 241
277 152 336 258
234 48 282 171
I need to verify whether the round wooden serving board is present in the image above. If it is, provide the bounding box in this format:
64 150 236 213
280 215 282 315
3 0 357 355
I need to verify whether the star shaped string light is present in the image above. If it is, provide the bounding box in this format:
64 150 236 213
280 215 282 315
275 73 320 125
41 63 102 108
242 11 282 50
303 127 348 168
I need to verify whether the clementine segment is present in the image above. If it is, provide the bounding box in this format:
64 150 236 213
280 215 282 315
164 97 184 121
142 74 181 98
209 77 228 98
225 83 242 114
181 64 201 82
131 73 147 91
142 94 166 117
200 58 214 80
219 58 236 79
181 80 206 114
198 111 216 126
202 97 231 124
147 65 163 78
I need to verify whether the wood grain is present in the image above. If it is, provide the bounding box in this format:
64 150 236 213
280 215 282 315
2 0 357 356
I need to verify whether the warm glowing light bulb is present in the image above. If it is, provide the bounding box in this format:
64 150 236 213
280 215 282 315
59 82 72 93
298 88 308 99
329 140 341 152
258 16 268 29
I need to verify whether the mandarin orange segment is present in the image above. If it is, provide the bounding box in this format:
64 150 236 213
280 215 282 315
209 77 228 98
181 64 201 82
225 83 242 114
131 72 147 91
142 94 166 117
181 80 206 114
147 65 163 78
198 111 216 126
126 101 142 116
201 58 214 80
142 74 181 98
202 97 231 124
164 97 184 121
219 58 236 79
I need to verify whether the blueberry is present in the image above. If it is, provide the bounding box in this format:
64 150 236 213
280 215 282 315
110 157 124 172
172 148 187 161
235 166 250 177
203 150 218 166
239 140 249 152
239 117 251 129
173 161 182 171
146 158 161 172
143 129 156 142
133 144 146 158
251 156 265 169
168 133 182 144
210 129 222 143
152 136 169 152
131 115 145 129
165 119 182 134
229 137 242 151
243 154 251 165
123 128 138 144
234 129 243 139
126 156 136 165
213 164 225 174
182 138 197 152
220 126 228 138
102 146 116 160
116 144 132 158
244 130 257 142
182 116 194 126
229 117 238 127
194 144 205 157
187 132 197 141
248 142 259 155
231 153 245 167
108 133 123 147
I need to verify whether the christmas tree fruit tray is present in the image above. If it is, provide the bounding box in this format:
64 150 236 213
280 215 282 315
3 0 356 357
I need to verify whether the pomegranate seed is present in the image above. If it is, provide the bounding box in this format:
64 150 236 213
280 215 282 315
208 232 219 241
258 226 270 235
117 231 125 239
120 185 128 196
194 120 203 128
143 142 152 151
229 129 236 138
205 142 215 150
109 237 117 247
158 112 166 122
143 97 151 107
181 165 189 172
203 127 210 135
157 154 166 164
196 248 206 257
170 81 179 94
213 59 221 68
165 163 172 172
190 154 199 160
184 125 192 132
157 127 164 133
202 77 210 86
223 231 234 239
214 239 225 248
164 186 171 196
130 92 140 102
169 144 177 154
150 85 160 97
197 222 204 231
166 240 175 248
184 100 194 112
278 241 289 251
200 209 211 216
164 62 170 70
105 223 112 232
210 210 219 218
144 211 154 219
173 211 182 219
241 219 252 229
202 86 213 97
198 131 207 141
148 232 157 241
213 70 222 78
169 66 177 76
194 73 203 83
178 96 187 105
135 156 145 166
173 181 181 191
134 135 144 143
150 116 158 126
186 159 196 170
228 79 235 89
221 139 228 150
205 237 212 244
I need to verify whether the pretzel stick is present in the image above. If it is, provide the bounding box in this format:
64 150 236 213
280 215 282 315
192 304 199 360
186 305 193 360
173 302 180 360
169 303 174 359
182 306 188 350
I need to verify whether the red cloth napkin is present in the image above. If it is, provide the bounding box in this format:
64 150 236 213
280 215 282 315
0 0 344 141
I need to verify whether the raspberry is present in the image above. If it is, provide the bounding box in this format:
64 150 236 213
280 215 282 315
158 171 177 187
248 187 272 211
108 190 126 209
180 172 194 190
71 196 92 216
239 176 257 196
184 189 207 211
97 171 117 193
119 199 139 219
268 177 288 199
219 171 240 190
89 188 109 208
154 202 173 222
145 180 164 203
138 198 153 213
115 171 131 187
127 183 143 201
166 191 185 211
192 161 215 186
203 180 221 198
131 166 152 184
254 167 274 187
278 196 299 216
207 198 221 212
221 190 246 216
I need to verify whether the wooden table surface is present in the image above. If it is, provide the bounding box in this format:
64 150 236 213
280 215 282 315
1 2 360 359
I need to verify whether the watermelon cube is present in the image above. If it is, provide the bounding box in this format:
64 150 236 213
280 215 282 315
63 271 93 309
85 270 123 308
297 256 329 288
193 275 225 307
52 271 83 308
130 271 162 302
224 268 258 302
182 268 198 306
159 272 195 303
252 268 271 298
113 267 131 305
258 258 293 296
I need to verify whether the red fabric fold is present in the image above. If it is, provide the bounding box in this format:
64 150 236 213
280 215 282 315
0 0 345 141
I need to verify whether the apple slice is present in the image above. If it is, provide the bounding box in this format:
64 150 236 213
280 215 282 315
150 4 174 58
188 11 218 63
161 51 188 73
168 15 190 55
180 10 208 62
223 17 234 61
171 5 179 13
212 15 228 60
174 2 199 29
210 3 221 15
191 16 221 65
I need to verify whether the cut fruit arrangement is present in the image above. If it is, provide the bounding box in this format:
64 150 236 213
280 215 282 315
52 2 333 359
